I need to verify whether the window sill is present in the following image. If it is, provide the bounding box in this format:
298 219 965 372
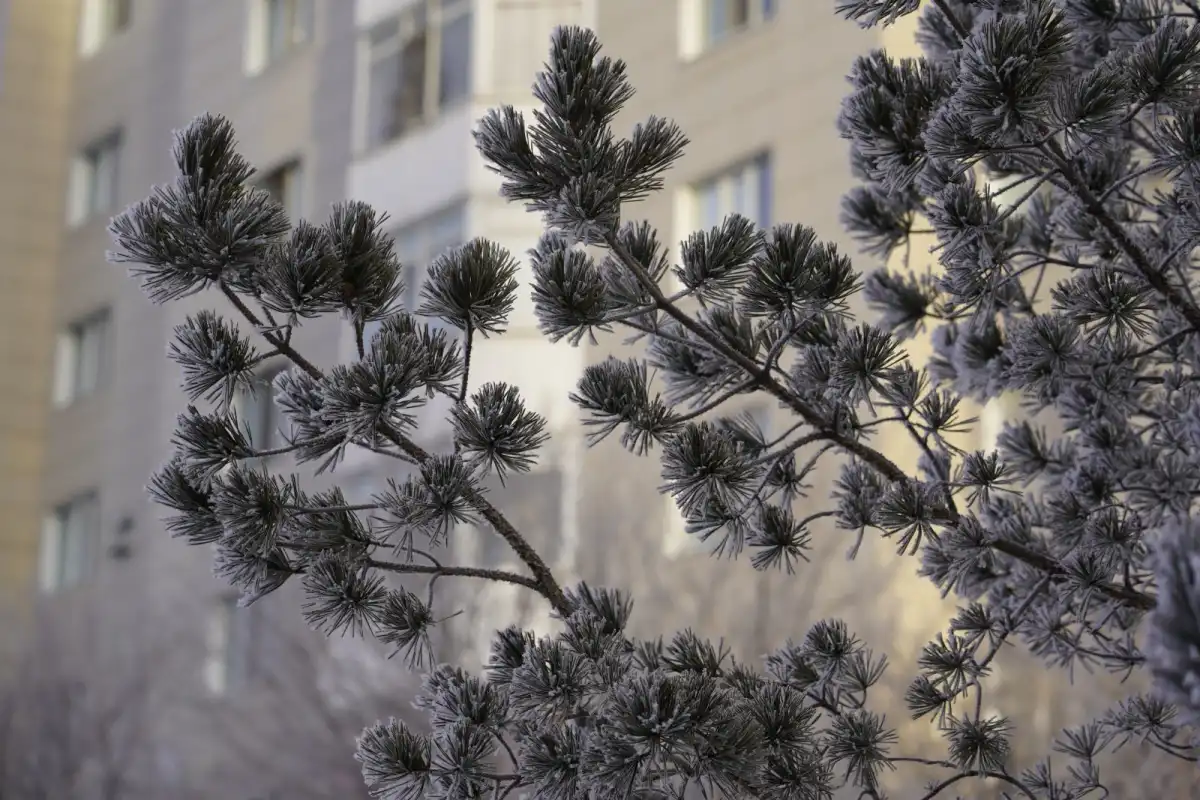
354 98 472 161
38 580 89 598
65 213 115 234
679 22 773 65
78 30 131 62
52 391 101 412
244 42 312 81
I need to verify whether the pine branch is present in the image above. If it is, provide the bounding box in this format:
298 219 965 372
221 285 324 378
917 769 1037 800
218 281 571 616
604 232 911 483
375 425 569 613
1040 138 1200 335
930 0 969 41
603 232 1156 612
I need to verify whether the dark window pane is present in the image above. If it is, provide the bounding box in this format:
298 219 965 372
706 0 726 41
267 0 289 59
225 596 257 691
756 153 772 228
111 0 132 32
404 262 420 311
731 0 751 26
367 52 401 149
438 11 471 107
293 0 314 44
391 29 427 138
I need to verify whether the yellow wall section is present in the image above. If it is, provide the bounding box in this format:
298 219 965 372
0 0 76 654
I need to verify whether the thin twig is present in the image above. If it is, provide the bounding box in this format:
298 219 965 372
917 770 1037 800
672 379 758 424
457 320 474 405
367 559 541 592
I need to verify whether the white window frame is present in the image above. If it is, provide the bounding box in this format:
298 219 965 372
980 392 1021 452
258 159 305 221
356 0 473 153
679 0 777 59
38 492 100 594
231 363 290 454
203 595 254 695
244 0 315 75
67 131 122 228
672 153 772 294
357 202 467 354
692 152 773 231
78 0 132 57
52 308 110 408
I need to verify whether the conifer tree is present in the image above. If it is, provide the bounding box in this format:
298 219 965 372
110 1 1200 796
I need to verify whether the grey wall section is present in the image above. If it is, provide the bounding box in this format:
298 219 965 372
46 0 359 791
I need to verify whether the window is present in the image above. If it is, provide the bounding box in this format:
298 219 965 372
245 0 314 74
68 132 122 227
78 0 132 56
203 595 256 695
361 203 466 346
703 0 775 46
694 153 772 231
52 308 110 408
980 392 1020 451
661 498 693 558
233 364 290 452
362 0 473 150
258 160 304 221
38 492 100 593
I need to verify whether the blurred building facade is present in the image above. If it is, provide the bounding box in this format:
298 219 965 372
8 0 363 792
0 0 1008 794
0 0 77 655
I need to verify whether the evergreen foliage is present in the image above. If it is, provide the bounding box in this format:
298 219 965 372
109 1 1200 796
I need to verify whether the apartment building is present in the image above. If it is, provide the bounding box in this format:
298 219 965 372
18 0 360 791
